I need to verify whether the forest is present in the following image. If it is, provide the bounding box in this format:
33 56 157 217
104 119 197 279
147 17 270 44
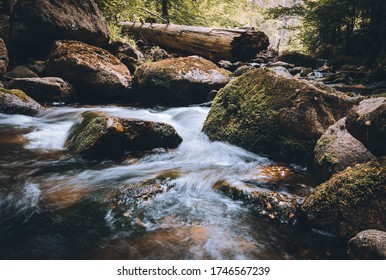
0 0 385 262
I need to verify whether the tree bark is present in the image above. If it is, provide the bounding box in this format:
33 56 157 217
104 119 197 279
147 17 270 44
118 22 269 61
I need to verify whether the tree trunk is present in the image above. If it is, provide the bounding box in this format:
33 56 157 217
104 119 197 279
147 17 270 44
118 22 269 62
161 0 169 19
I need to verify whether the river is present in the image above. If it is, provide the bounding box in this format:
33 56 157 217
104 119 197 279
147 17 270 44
0 105 346 259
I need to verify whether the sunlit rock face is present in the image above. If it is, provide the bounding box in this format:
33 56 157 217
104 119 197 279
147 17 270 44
133 56 231 106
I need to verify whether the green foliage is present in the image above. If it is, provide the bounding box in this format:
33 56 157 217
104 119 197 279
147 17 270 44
268 0 386 62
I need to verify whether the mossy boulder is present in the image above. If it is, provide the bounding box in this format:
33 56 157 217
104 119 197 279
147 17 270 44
133 56 231 106
314 118 376 179
45 40 132 103
10 0 109 57
345 97 386 157
348 229 386 260
0 87 42 116
8 77 75 103
302 158 386 239
202 68 360 163
213 180 300 224
65 111 182 159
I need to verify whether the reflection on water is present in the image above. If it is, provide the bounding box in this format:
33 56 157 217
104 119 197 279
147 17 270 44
0 106 346 259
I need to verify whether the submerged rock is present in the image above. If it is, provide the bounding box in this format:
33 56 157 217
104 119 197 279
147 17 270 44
203 68 359 164
9 77 74 103
45 40 132 102
213 180 300 224
0 87 42 116
133 56 231 106
65 111 182 159
345 97 386 156
348 229 386 260
10 0 109 57
302 158 386 239
314 118 376 179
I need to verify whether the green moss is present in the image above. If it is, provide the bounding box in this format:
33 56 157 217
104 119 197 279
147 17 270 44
302 158 386 239
0 87 30 102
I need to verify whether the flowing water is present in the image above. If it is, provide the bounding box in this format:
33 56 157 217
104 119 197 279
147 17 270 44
0 105 346 259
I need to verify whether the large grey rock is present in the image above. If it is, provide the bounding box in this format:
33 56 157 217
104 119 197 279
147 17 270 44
0 87 42 116
346 97 386 156
45 40 132 102
10 0 109 57
134 56 231 106
314 118 376 179
348 229 386 260
9 77 75 103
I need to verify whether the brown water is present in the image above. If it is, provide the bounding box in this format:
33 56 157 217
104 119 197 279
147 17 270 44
0 106 347 259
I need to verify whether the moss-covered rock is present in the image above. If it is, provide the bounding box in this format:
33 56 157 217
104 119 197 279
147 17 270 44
345 97 386 156
133 56 231 106
65 111 182 159
202 68 360 163
45 40 131 103
302 158 386 239
314 118 376 179
213 180 300 224
0 87 42 116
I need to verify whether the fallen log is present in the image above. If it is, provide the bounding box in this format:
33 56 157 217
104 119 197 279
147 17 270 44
118 22 270 62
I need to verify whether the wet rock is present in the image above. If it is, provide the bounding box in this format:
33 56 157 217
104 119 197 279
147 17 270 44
45 40 132 103
213 180 300 224
5 65 38 79
202 68 360 164
8 77 75 103
146 47 171 62
232 65 255 77
0 87 42 116
348 229 386 260
134 56 231 106
268 66 293 79
65 111 182 159
10 0 109 57
314 118 376 179
302 158 386 239
345 97 386 156
277 51 317 68
0 37 8 75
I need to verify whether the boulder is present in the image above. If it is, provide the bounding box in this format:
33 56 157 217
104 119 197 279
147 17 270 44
345 97 386 156
213 180 300 224
10 0 109 57
314 118 376 179
0 0 16 40
327 55 363 69
65 111 183 159
45 40 132 102
8 77 75 103
348 229 386 260
202 68 360 163
277 51 317 68
232 65 255 77
268 66 293 79
0 37 8 75
0 87 42 116
302 158 386 239
134 56 231 106
106 40 145 73
5 65 39 78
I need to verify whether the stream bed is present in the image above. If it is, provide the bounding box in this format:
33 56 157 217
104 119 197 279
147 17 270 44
0 105 347 259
